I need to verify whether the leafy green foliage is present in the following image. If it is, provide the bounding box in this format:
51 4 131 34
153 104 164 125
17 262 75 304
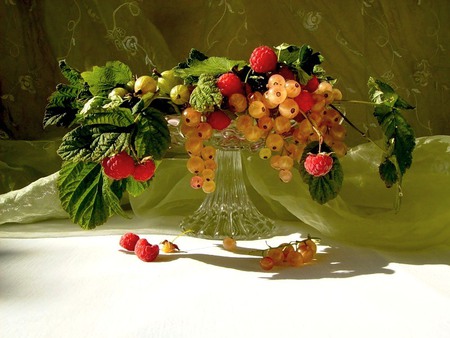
57 125 131 162
299 142 343 204
378 159 398 188
80 106 135 127
43 61 92 128
189 74 223 112
45 60 173 229
81 61 133 96
133 107 171 160
174 48 246 83
368 77 416 188
57 161 128 229
275 43 325 84
126 176 153 197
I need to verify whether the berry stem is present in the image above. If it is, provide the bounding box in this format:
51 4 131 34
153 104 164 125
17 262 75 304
329 103 384 152
336 99 379 106
300 111 324 152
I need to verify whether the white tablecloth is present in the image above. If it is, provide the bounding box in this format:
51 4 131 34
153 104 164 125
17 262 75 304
1 215 449 338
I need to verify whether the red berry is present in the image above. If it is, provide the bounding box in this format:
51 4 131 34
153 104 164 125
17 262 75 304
277 65 296 81
102 151 135 180
304 152 334 177
303 76 319 93
216 72 243 97
133 159 156 182
249 45 278 73
259 256 275 271
207 110 231 130
119 232 140 251
134 238 159 262
294 90 315 113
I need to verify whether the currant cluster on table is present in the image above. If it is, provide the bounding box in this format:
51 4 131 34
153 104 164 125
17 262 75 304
223 236 318 271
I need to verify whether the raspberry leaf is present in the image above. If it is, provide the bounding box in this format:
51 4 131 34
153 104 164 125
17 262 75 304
79 106 135 128
189 74 223 112
133 107 170 160
368 78 416 188
379 159 398 188
57 161 128 229
125 177 152 197
174 51 246 82
299 142 343 204
57 125 131 162
81 61 132 97
43 61 92 128
275 43 324 84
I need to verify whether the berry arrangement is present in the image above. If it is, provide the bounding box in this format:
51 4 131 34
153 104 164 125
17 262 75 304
120 231 317 271
44 42 415 229
119 232 181 262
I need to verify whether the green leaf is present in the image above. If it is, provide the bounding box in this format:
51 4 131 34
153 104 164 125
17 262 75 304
57 125 131 162
81 61 133 96
379 159 398 188
133 108 170 160
57 161 127 229
178 48 209 68
275 43 324 83
58 60 85 86
80 107 134 128
174 56 247 79
299 142 343 204
43 61 93 128
125 177 152 197
189 74 222 112
368 78 416 188
368 77 415 109
43 83 92 128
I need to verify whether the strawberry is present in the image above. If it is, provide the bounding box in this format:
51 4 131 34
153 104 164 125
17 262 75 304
249 45 278 73
304 152 334 177
133 159 156 182
134 238 159 262
102 151 135 180
216 72 243 97
119 232 140 251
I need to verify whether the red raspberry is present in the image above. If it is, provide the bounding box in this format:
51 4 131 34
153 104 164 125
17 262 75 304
133 159 156 182
119 232 140 251
207 110 231 130
249 45 278 73
304 152 334 177
303 76 319 93
216 72 243 97
102 151 135 180
134 238 159 262
294 90 315 113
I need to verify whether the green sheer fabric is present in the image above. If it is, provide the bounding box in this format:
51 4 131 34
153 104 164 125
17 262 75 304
1 136 449 249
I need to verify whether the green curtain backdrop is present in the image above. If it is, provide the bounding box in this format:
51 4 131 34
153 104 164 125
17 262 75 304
1 0 449 141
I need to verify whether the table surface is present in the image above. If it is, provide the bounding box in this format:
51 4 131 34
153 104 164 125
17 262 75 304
1 214 450 338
